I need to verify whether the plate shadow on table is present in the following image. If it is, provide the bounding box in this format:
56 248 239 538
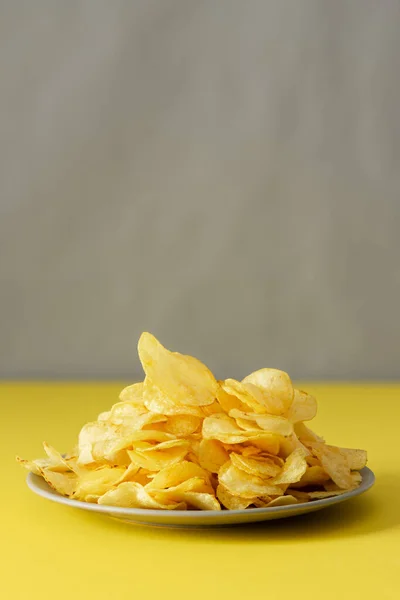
73 472 399 543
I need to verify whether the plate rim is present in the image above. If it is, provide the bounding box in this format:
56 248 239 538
26 466 375 519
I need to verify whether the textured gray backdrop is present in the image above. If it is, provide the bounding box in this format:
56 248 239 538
1 1 399 380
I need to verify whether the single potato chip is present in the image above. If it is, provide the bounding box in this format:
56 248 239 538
242 368 294 415
98 482 185 509
221 379 266 414
229 409 293 436
119 382 144 404
216 484 256 510
230 453 281 479
309 443 353 489
138 332 218 406
288 389 317 423
291 465 330 488
219 461 284 498
145 461 211 491
270 448 308 485
165 415 201 437
198 439 229 473
265 495 298 507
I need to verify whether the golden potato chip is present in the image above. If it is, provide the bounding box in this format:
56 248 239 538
247 434 281 455
242 368 294 415
219 461 284 498
197 439 229 473
229 409 294 436
143 378 204 416
98 482 185 509
127 440 189 472
145 461 211 490
221 379 266 413
291 465 330 488
265 495 298 507
138 332 218 406
287 489 311 502
338 447 367 470
309 443 353 489
270 448 308 485
202 414 249 443
230 452 281 478
41 469 77 497
118 382 144 404
294 422 324 443
153 487 220 510
165 415 201 437
73 466 127 501
216 484 256 510
288 389 317 423
216 385 248 413
201 400 224 416
308 490 348 499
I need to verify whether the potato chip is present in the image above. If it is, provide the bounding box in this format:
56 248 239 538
338 447 367 471
73 466 127 501
242 368 294 415
127 440 189 472
98 482 186 509
143 378 204 416
165 415 201 437
230 452 281 479
270 449 308 485
138 332 218 406
291 466 330 488
119 382 144 404
41 469 77 497
309 443 353 489
288 389 317 423
202 414 249 443
216 385 248 413
221 379 266 413
219 461 284 498
265 495 298 507
197 439 229 473
145 461 211 490
294 422 324 443
229 409 293 436
216 484 256 510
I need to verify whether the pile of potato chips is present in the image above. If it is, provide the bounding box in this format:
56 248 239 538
17 333 367 511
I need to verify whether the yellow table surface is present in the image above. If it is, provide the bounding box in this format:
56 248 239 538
2 382 399 600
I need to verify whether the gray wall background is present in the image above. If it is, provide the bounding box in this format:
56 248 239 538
1 0 399 380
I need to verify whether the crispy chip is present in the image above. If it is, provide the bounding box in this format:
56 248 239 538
229 409 293 436
242 368 294 415
98 482 186 509
198 439 229 473
288 389 317 423
216 484 256 510
266 495 298 507
138 332 218 406
270 449 308 485
165 415 201 437
219 461 284 498
230 453 281 479
221 379 266 413
145 461 211 490
119 382 144 404
309 443 353 489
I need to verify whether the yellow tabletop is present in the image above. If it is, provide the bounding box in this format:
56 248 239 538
3 383 399 600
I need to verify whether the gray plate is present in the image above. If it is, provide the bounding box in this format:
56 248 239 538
26 467 375 528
